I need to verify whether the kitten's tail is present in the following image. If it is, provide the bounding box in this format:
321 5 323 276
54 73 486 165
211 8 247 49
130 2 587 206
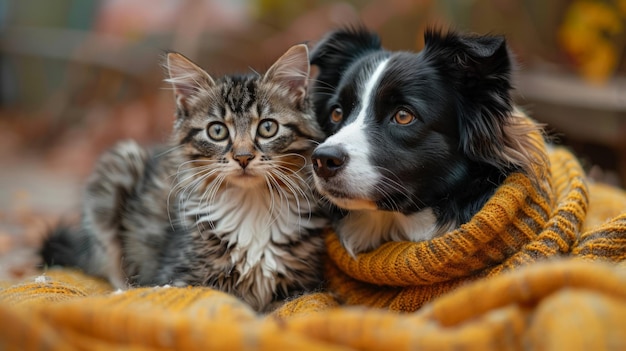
40 224 95 270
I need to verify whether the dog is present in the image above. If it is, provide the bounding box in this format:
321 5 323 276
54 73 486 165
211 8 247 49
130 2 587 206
309 27 543 256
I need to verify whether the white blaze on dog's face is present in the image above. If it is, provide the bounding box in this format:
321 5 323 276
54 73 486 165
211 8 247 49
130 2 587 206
312 58 390 211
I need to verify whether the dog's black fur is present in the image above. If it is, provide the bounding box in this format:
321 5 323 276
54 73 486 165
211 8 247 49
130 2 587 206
309 27 541 255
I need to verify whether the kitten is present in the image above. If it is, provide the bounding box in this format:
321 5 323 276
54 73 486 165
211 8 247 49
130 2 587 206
41 44 328 312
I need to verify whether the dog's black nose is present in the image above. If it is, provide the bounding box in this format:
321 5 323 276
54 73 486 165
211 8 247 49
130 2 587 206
312 146 348 179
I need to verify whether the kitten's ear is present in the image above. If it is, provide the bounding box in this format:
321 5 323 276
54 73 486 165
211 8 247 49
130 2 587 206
263 44 310 105
165 52 215 113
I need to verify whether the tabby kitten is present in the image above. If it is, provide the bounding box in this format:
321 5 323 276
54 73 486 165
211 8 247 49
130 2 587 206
41 44 328 312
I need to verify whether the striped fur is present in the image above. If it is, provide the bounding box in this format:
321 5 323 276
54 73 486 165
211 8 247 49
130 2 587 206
41 45 328 312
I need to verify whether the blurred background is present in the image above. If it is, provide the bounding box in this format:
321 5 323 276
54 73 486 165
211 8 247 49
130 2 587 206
0 0 625 259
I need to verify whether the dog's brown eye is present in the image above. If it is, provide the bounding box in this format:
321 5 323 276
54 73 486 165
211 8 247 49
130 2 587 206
331 107 343 123
393 110 415 125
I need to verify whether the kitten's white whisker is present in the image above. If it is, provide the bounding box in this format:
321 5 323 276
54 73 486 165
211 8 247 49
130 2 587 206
155 144 185 158
174 159 219 175
173 165 221 188
270 154 310 173
269 167 313 228
264 176 278 223
272 164 314 197
196 173 226 236
308 78 337 91
175 167 222 225
263 175 287 231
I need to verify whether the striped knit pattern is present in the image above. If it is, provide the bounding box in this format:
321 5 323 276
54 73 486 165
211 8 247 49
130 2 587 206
3 261 626 350
323 144 626 311
574 213 626 261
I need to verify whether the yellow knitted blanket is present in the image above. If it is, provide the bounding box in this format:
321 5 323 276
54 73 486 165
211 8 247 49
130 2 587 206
4 139 626 350
322 146 626 311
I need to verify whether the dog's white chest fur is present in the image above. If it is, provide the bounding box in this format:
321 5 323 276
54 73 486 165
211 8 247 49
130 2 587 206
337 208 452 256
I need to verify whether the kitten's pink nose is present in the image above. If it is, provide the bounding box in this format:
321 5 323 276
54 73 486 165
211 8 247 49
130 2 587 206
234 152 255 169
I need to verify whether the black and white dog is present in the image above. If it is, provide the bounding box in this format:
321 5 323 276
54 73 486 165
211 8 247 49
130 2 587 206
310 28 542 256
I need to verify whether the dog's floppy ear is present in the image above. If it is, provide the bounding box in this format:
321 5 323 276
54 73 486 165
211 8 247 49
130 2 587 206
423 30 540 175
311 27 382 89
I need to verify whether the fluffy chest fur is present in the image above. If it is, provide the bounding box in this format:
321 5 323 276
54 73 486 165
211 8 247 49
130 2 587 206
155 179 326 312
186 183 324 276
337 209 453 257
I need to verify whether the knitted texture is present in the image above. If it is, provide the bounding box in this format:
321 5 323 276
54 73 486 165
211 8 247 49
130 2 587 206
4 125 626 349
323 145 626 311
3 261 626 350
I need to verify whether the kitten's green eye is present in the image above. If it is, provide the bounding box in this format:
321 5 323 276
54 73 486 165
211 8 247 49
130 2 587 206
257 119 278 138
207 122 229 141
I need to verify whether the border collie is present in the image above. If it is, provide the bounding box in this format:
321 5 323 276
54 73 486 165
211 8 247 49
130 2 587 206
309 27 542 256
